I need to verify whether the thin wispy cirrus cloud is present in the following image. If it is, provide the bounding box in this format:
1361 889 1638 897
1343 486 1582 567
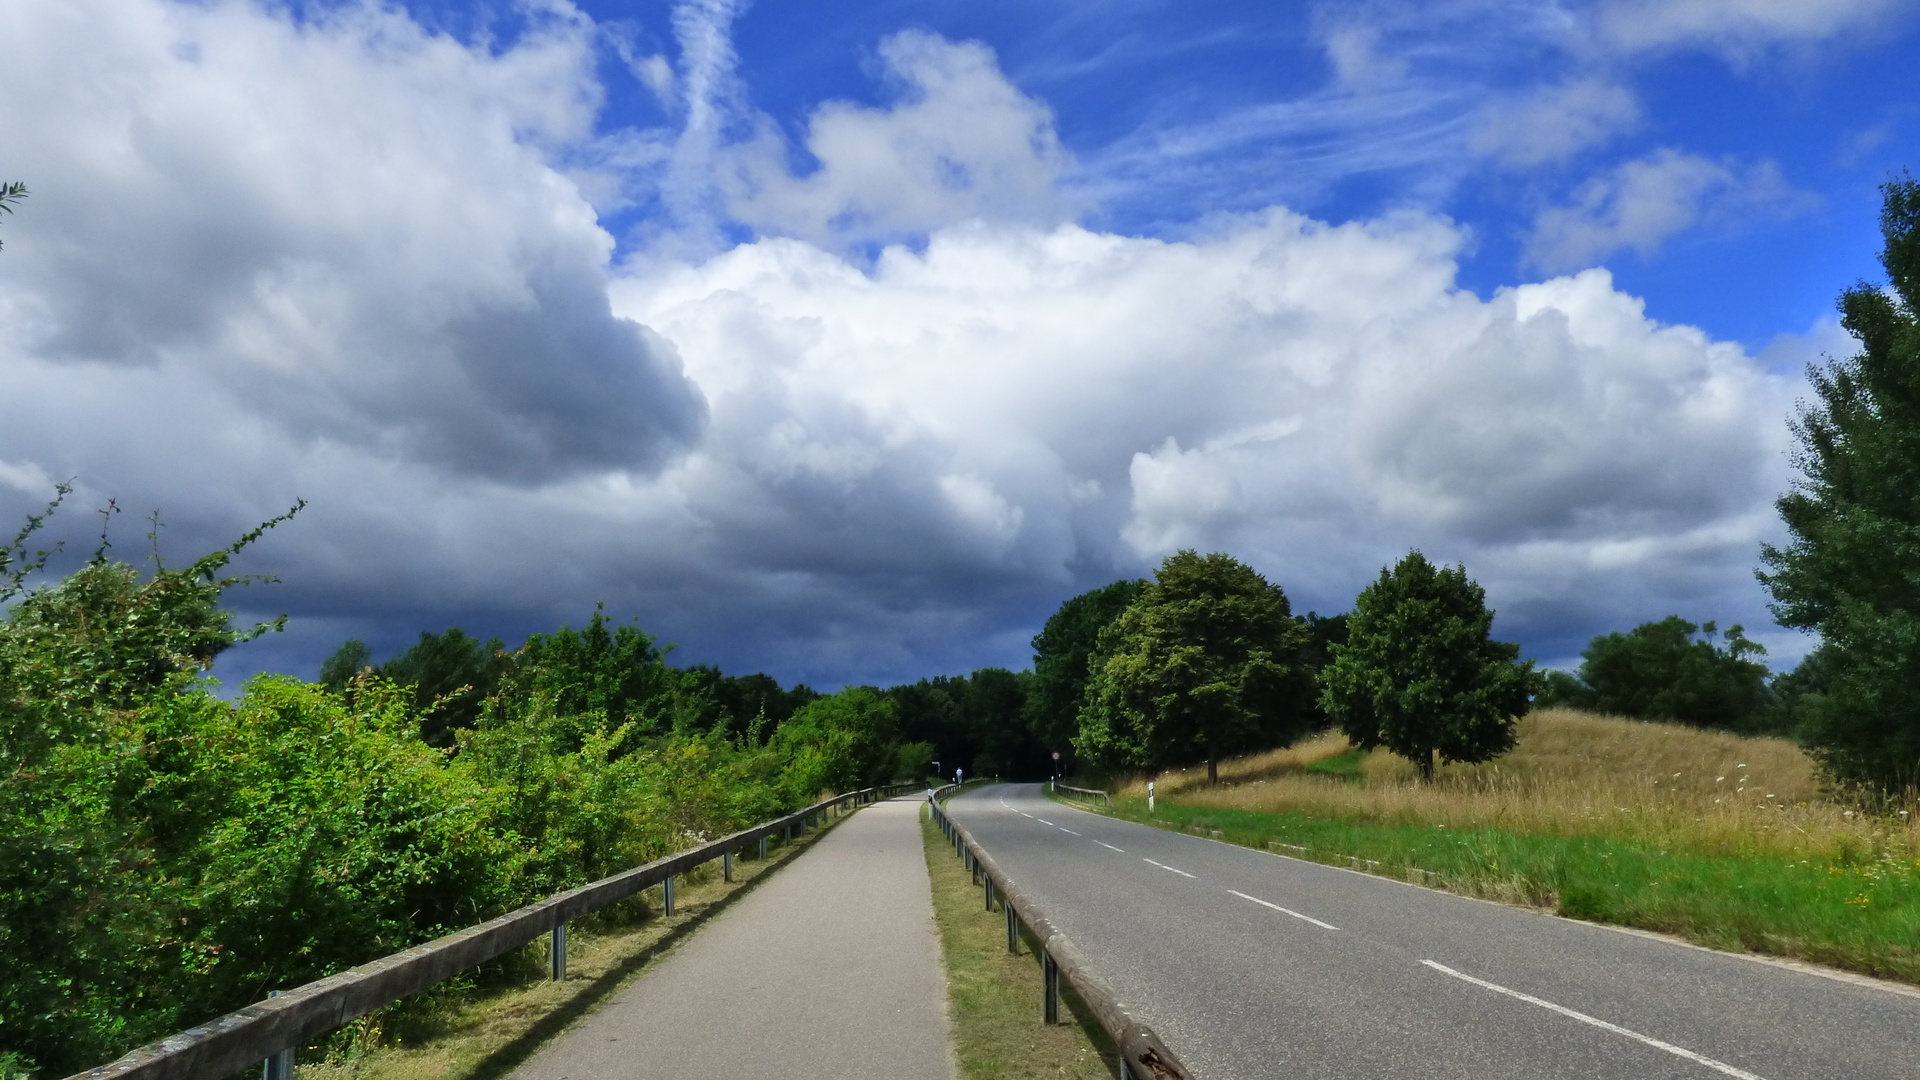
0 0 1914 689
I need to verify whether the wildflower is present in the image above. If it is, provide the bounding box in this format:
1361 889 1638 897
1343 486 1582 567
1716 776 1724 782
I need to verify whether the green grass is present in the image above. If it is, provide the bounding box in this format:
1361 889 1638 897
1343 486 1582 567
1300 748 1366 780
294 812 849 1080
1074 794 1920 986
920 805 1117 1080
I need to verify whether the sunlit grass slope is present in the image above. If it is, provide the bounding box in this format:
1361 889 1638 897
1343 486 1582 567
1117 709 1908 859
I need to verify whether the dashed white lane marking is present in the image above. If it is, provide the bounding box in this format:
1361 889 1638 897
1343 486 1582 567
1059 828 1080 836
1143 858 1196 878
1421 961 1768 1080
1227 889 1340 931
1036 818 1055 826
1096 841 1126 853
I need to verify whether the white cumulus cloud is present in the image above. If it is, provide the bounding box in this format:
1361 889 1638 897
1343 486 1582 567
613 210 1793 670
1524 149 1811 271
1594 0 1910 59
1470 80 1641 168
720 30 1075 248
0 0 705 485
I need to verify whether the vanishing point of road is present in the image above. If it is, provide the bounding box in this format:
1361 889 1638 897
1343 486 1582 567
948 783 1920 1080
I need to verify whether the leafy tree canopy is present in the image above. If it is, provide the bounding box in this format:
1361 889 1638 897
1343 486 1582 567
773 686 901 800
1023 578 1146 760
1074 550 1313 782
891 667 1042 781
1320 551 1538 780
1539 616 1774 733
1760 173 1920 788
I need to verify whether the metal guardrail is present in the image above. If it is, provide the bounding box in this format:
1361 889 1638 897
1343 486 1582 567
929 785 1190 1080
70 783 925 1080
1050 781 1112 806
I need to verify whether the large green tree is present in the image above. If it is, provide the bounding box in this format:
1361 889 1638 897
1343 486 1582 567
1321 552 1538 781
1543 616 1773 732
1074 550 1312 783
1760 174 1920 788
1022 578 1147 762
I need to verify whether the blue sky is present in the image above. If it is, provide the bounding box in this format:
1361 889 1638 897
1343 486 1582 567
3 0 1918 689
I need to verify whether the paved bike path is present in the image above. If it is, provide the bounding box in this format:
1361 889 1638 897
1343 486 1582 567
511 796 954 1080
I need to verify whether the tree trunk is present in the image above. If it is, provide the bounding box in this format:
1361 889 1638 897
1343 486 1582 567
1208 753 1219 785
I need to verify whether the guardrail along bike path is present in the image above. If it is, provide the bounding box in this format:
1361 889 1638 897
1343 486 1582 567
510 796 955 1080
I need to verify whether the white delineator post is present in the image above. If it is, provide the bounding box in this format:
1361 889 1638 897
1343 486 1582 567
1148 780 1155 812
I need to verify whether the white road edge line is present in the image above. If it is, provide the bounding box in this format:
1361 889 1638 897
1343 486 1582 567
1096 841 1126 853
1227 889 1339 930
1420 961 1768 1080
1142 858 1196 878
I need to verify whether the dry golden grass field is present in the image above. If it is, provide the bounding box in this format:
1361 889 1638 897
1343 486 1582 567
1114 708 1915 860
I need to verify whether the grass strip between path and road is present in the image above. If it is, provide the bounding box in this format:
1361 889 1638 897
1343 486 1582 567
919 803 1117 1080
1058 791 1920 987
295 808 853 1080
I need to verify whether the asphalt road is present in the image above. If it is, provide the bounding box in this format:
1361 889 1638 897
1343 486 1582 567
511 797 953 1080
947 783 1920 1080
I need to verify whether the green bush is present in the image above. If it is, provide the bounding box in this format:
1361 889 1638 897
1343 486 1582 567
0 503 888 1077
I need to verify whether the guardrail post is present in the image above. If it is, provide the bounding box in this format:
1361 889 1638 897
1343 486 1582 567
663 875 675 917
550 923 567 981
261 992 292 1080
760 835 769 860
723 850 733 883
984 876 994 911
1042 949 1060 1024
1005 903 1019 954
